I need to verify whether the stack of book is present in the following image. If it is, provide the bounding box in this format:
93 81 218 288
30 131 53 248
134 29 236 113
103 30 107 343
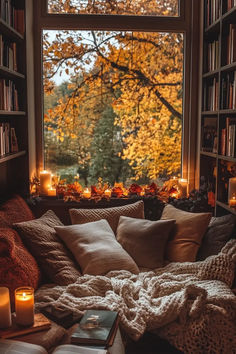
220 117 236 157
0 35 17 71
0 79 19 111
0 122 18 156
227 0 236 12
207 39 219 72
0 0 25 35
205 0 221 27
221 71 236 110
203 78 218 111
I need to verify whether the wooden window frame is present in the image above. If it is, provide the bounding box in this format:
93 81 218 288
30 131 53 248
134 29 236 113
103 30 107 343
33 0 201 190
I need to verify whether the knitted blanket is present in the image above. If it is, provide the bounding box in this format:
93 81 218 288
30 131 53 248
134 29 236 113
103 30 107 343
35 240 236 353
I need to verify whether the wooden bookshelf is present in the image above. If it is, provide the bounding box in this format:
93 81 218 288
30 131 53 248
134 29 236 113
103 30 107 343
200 1 236 216
0 0 29 196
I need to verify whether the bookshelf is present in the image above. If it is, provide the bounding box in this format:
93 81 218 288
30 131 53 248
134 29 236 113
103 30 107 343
0 0 29 196
200 0 236 215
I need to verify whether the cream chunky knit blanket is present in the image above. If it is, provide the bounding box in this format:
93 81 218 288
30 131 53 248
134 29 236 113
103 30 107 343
35 239 236 353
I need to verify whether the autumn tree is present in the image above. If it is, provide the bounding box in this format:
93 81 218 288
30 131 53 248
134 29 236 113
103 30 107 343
44 0 183 182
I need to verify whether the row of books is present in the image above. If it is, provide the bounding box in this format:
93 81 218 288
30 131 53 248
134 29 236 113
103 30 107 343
203 78 219 111
206 39 219 72
205 0 221 27
221 71 236 110
201 120 218 153
227 0 236 11
0 79 19 111
0 122 18 157
225 24 236 65
0 0 25 35
220 117 236 157
0 35 17 71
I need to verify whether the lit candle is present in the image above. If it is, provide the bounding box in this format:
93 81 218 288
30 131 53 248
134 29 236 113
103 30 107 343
228 177 236 204
104 189 111 198
39 170 52 196
47 187 56 196
229 194 236 208
83 188 91 199
140 190 145 196
15 287 34 326
178 178 188 198
0 287 12 329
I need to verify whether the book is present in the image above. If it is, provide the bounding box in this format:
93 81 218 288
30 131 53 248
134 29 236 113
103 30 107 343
0 313 51 339
70 310 119 347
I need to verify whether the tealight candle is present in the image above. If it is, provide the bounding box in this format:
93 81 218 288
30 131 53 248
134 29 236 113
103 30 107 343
15 287 34 326
47 187 56 196
39 170 51 196
83 188 91 199
178 178 188 198
0 287 12 329
104 189 111 198
228 177 236 205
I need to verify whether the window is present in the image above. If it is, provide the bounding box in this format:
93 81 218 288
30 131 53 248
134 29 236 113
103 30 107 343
34 0 200 188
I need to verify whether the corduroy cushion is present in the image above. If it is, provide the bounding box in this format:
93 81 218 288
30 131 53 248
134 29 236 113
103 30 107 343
0 195 34 227
69 201 144 234
161 204 212 262
14 210 81 285
55 219 139 275
197 214 236 261
117 216 176 268
0 228 41 310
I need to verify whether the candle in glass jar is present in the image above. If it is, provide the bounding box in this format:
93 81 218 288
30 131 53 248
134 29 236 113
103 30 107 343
15 287 34 326
104 189 111 198
228 177 236 204
47 187 56 196
83 188 91 199
39 170 51 196
229 194 236 208
179 178 188 198
0 287 12 329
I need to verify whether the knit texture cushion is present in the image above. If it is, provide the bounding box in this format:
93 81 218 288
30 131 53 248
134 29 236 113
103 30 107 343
197 214 236 261
117 216 176 268
69 200 144 234
0 195 34 227
14 210 81 285
0 227 41 310
161 204 212 262
55 219 139 275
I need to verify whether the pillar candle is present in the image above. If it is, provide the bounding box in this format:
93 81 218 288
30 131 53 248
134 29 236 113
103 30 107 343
104 189 111 198
39 170 52 196
15 287 34 326
229 195 236 208
83 188 91 199
0 287 12 329
228 177 236 204
179 178 188 198
47 187 56 196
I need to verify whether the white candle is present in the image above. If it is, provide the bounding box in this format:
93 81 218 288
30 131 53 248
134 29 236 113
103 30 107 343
0 287 12 329
229 195 236 208
39 170 52 196
179 178 188 198
104 189 111 198
15 287 34 326
228 177 236 204
47 187 56 196
83 188 91 199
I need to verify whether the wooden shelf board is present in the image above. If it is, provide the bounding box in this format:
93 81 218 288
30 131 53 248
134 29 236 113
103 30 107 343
200 151 217 158
0 66 25 79
202 69 219 78
205 19 220 35
219 109 236 114
0 110 26 116
218 155 236 162
201 110 218 115
220 62 236 73
0 151 26 164
0 19 24 41
216 201 236 215
222 6 236 23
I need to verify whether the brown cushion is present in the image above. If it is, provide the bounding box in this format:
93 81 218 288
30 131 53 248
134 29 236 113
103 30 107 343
69 201 144 234
161 204 212 262
13 210 81 285
197 214 236 261
55 219 139 275
0 228 41 310
0 195 34 228
117 216 176 268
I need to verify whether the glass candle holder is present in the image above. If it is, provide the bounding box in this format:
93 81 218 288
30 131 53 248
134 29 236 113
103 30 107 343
0 287 12 329
15 287 34 326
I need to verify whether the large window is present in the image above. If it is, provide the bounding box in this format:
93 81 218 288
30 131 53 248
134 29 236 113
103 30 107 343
34 0 200 188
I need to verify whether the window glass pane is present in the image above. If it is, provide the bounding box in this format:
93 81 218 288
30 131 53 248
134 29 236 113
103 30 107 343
47 0 179 17
43 30 183 185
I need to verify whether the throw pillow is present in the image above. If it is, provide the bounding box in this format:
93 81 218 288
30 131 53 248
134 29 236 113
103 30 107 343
55 219 139 275
69 200 144 234
197 214 236 261
13 210 81 285
0 195 34 228
161 204 212 262
117 216 176 268
0 228 41 310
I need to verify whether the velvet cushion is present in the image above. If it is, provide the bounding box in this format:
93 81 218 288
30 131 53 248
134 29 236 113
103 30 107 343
55 219 139 275
14 210 81 285
69 200 144 234
117 216 176 268
197 214 236 261
0 228 41 309
0 195 34 227
161 204 212 262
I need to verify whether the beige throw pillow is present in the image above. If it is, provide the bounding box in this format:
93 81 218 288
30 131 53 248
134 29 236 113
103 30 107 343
55 219 139 275
117 216 176 269
69 201 144 234
161 204 212 262
14 210 81 285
